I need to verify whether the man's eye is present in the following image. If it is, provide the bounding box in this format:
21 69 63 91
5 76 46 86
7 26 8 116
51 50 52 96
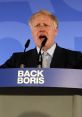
33 24 50 28
44 24 49 27
34 24 40 27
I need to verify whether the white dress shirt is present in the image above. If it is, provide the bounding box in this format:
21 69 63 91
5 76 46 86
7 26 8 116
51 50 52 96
37 43 56 68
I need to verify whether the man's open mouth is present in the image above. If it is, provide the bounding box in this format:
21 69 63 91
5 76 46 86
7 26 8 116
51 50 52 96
39 35 47 40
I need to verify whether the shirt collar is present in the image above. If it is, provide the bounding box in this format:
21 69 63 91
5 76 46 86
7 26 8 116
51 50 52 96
37 43 56 57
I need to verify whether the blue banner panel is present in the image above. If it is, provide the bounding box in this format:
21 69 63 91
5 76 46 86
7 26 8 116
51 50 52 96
0 68 82 89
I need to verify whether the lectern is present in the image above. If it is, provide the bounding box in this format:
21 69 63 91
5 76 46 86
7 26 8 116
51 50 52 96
0 68 82 95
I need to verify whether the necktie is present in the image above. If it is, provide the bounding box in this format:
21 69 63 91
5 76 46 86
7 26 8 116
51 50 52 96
42 52 51 68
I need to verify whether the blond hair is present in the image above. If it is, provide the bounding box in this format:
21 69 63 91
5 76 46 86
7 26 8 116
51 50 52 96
29 10 58 28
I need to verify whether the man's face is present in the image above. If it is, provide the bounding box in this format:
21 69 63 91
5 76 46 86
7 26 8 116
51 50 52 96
30 14 58 50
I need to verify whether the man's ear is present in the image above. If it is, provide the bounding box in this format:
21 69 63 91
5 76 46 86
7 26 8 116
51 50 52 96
55 28 58 36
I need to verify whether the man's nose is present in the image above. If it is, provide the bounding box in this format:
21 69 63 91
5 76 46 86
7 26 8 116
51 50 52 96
39 30 45 32
39 30 46 35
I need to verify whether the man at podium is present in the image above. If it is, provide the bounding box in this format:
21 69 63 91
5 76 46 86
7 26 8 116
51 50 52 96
0 10 82 69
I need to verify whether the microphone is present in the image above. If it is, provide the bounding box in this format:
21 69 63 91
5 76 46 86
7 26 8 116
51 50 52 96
37 36 47 68
20 39 30 68
24 39 30 52
39 36 47 51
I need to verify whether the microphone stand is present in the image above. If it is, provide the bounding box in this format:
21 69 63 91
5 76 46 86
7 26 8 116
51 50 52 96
38 48 43 68
20 39 30 68
37 36 47 68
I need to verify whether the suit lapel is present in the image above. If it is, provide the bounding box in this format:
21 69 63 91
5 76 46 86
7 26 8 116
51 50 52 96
50 45 65 68
25 48 38 68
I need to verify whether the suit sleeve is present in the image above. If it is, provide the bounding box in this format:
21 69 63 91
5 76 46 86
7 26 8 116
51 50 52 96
76 52 82 69
0 53 19 68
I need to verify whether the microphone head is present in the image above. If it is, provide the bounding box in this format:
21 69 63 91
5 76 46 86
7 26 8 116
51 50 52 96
39 36 47 48
25 39 30 49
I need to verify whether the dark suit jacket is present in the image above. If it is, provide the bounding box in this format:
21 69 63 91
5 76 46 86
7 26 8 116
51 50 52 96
1 45 82 69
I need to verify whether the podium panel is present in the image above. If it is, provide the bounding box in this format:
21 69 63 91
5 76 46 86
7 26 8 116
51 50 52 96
0 68 82 95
